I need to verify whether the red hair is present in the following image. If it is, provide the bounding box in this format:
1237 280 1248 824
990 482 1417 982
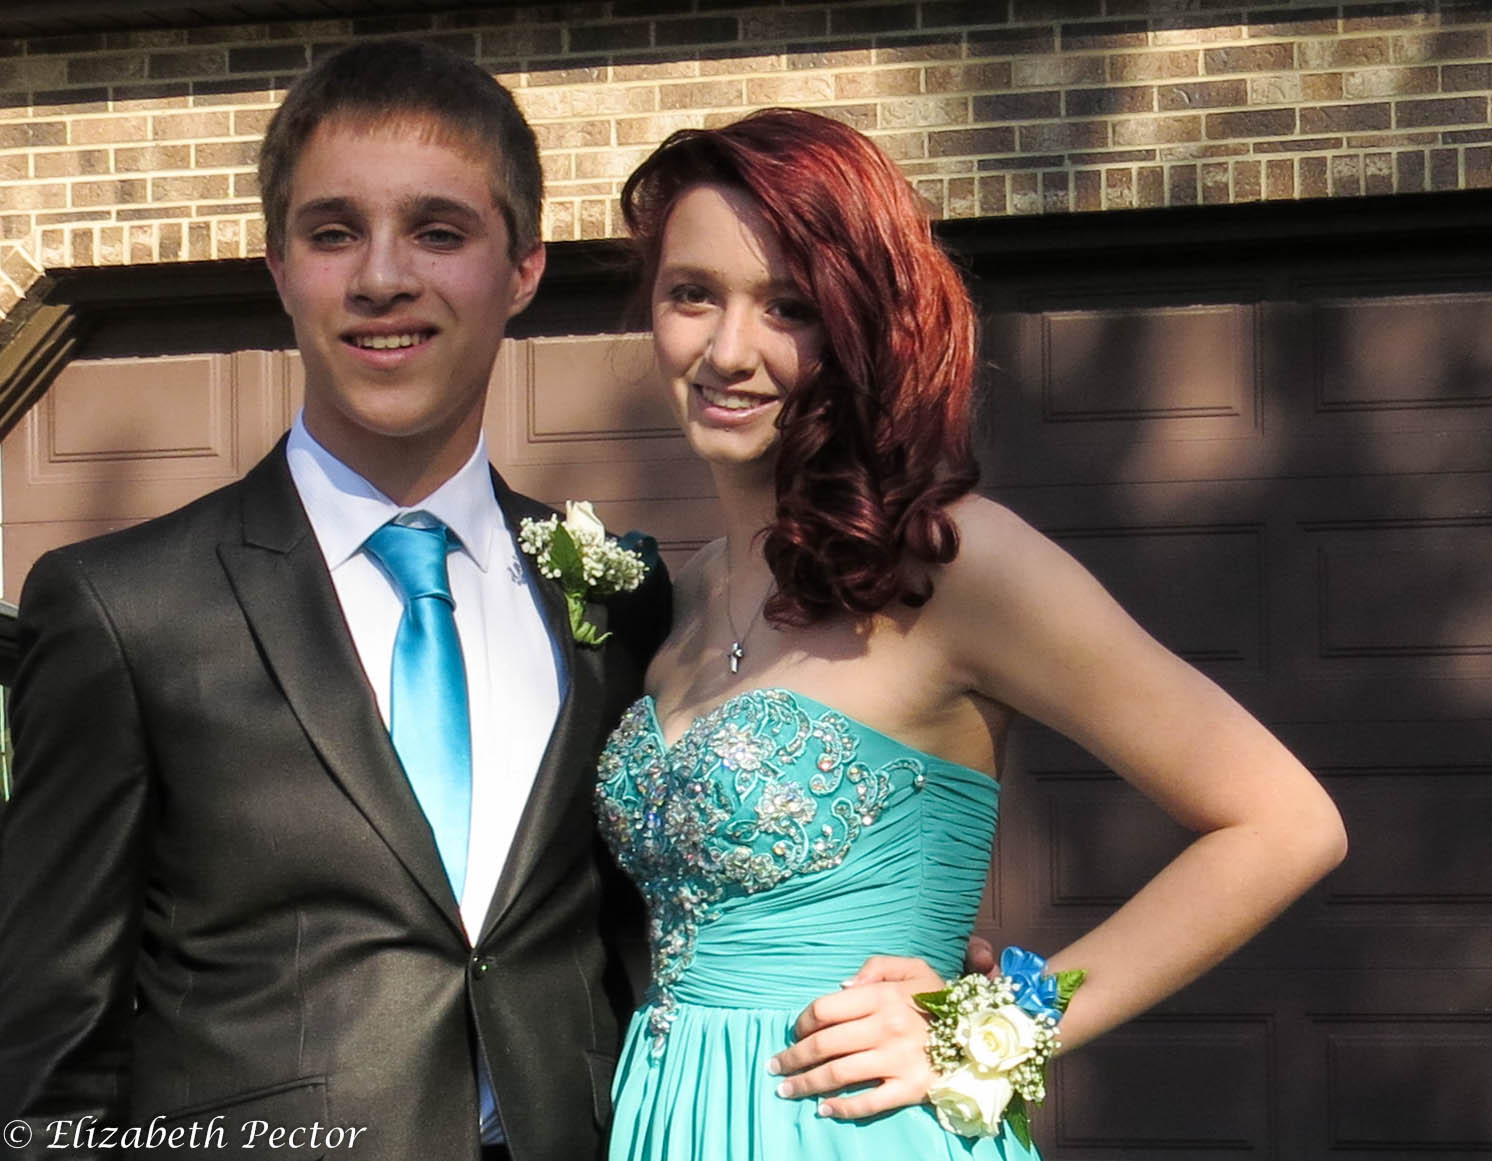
622 108 979 626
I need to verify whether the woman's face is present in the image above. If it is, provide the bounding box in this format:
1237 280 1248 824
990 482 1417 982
650 183 824 472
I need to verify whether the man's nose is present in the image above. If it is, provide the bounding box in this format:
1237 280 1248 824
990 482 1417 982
349 234 420 306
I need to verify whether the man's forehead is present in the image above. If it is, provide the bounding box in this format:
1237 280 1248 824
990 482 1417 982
291 110 503 195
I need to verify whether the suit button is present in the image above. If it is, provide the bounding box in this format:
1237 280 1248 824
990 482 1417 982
472 955 491 978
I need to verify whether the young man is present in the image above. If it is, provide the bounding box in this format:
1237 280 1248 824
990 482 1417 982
0 40 667 1161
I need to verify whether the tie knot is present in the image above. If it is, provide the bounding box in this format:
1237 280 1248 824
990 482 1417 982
364 519 456 605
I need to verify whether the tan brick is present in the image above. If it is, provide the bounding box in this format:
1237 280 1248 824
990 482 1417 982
1330 153 1362 195
0 183 65 212
1109 50 1199 82
573 146 652 181
1 215 31 241
878 96 968 129
41 227 67 267
151 174 230 201
72 178 148 207
1009 171 1039 215
1299 37 1390 70
614 113 702 146
247 216 267 258
1364 150 1394 194
97 225 124 265
700 53 782 78
1343 65 1439 97
0 283 19 314
1234 158 1262 200
746 72 835 104
1105 167 1134 209
1249 74 1303 104
0 123 67 150
1159 142 1240 160
532 120 611 149
152 110 232 140
978 174 1007 215
71 227 95 266
1205 43 1295 74
1265 156 1294 198
1201 160 1229 203
0 246 40 287
113 143 190 172
1113 115 1201 146
71 116 151 145
32 150 105 178
876 39 961 66
1157 80 1246 111
215 218 241 260
234 172 260 199
1344 131 1438 149
833 68 920 100
1010 56 1103 88
948 176 976 218
914 178 944 219
1302 73 1344 101
579 198 608 241
870 131 927 160
611 60 699 84
188 219 212 260
543 198 574 243
786 48 873 72
129 222 154 262
194 140 259 168
233 108 277 137
659 79 743 111
1152 21 1244 46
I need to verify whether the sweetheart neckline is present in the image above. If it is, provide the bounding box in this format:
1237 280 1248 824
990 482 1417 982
636 687 999 792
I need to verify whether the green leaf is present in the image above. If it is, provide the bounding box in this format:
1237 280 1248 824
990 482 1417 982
1005 1097 1032 1151
1054 969 1087 1012
549 524 587 590
913 990 953 1020
566 591 611 646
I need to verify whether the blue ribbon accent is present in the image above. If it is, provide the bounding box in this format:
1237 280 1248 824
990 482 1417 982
1000 945 1063 1021
617 529 660 572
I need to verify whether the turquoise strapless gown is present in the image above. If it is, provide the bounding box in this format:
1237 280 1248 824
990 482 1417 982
596 688 1040 1161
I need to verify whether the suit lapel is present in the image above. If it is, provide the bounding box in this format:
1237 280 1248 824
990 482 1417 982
216 443 466 939
477 475 603 942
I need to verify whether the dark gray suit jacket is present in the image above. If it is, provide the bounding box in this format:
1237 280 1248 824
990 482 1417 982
0 440 668 1161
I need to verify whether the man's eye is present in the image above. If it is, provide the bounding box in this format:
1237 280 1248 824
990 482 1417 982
419 227 465 248
309 227 355 247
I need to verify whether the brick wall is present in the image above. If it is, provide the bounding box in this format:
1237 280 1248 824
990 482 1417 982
1 0 1490 319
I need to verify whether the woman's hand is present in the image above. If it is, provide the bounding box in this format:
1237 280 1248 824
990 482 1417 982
770 955 944 1119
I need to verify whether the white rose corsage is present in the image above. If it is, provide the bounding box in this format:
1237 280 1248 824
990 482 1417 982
915 947 1085 1148
517 500 650 646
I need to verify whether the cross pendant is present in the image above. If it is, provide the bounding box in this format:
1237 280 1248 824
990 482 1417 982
727 640 745 674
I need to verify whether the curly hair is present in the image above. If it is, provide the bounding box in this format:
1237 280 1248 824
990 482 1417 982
621 108 980 626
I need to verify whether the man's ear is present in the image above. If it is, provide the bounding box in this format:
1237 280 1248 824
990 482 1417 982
505 241 547 322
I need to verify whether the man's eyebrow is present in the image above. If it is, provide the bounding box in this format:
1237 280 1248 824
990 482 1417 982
291 195 358 222
397 194 487 224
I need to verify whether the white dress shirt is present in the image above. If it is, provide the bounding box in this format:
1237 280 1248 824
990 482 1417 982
285 415 567 939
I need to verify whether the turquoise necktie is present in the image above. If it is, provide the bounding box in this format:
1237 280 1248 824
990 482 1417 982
364 519 472 898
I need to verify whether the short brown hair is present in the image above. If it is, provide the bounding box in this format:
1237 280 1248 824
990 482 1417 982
258 38 542 259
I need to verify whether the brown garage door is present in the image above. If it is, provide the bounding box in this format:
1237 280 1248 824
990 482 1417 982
2 198 1489 1157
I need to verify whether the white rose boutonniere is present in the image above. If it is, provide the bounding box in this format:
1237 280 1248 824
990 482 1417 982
517 501 650 646
915 948 1085 1149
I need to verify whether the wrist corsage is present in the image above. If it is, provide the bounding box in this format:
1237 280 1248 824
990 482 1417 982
517 500 649 646
915 947 1085 1148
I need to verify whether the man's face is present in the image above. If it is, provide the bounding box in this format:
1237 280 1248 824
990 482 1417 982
267 114 544 494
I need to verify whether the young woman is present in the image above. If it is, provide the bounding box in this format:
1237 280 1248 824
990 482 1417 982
595 108 1347 1160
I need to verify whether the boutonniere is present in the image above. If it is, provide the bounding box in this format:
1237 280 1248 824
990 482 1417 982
517 500 650 646
915 948 1085 1149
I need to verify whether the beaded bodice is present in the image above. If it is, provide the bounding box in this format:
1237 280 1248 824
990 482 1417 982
596 687 1000 1057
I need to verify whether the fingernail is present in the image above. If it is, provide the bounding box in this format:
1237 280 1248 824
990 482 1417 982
817 1102 832 1118
775 1082 791 1099
765 1058 781 1076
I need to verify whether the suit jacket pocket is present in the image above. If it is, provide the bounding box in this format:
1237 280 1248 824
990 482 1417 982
584 1050 616 1128
141 1077 330 1160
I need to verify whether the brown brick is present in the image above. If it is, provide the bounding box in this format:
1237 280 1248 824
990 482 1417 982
116 205 190 221
1016 0 1098 16
802 103 878 132
34 90 111 116
1070 148 1156 164
1011 56 1104 87
1234 158 1262 200
527 63 606 88
0 182 64 212
478 26 563 57
877 36 963 66
71 227 95 266
148 49 227 79
740 10 825 40
1073 167 1102 210
111 81 190 110
105 29 187 50
1105 167 1134 208
1302 72 1345 101
1169 162 1198 204
1442 62 1492 90
1299 37 1390 69
1151 20 1244 46
1009 171 1039 214
1113 114 1202 146
1299 102 1392 133
614 113 700 146
879 96 969 128
1206 108 1296 138
569 20 651 53
1 215 31 241
659 79 743 110
1157 79 1248 110
33 149 108 178
915 177 944 219
948 175 976 218
228 45 310 73
1020 121 1109 151
130 223 154 263
1343 4 1433 33
929 126 1016 156
1391 29 1488 63
194 140 259 168
833 67 920 100
1063 21 1147 52
0 122 66 149
152 174 230 201
188 220 212 260
40 227 65 267
1066 86 1154 116
1430 146 1460 189
1136 163 1165 206
72 178 147 207
234 108 276 137
872 131 927 160
0 283 20 314
1159 142 1239 159
968 27 1055 56
66 52 147 85
1109 50 1199 82
1363 150 1394 194
1342 65 1438 97
158 221 182 261
1041 170 1069 214
927 62 1014 93
214 218 242 260
977 174 1007 215
1249 10 1339 38
828 4 916 36
1204 43 1294 74
38 209 109 226
1396 95 1488 127
0 56 66 89
978 154 1063 171
1201 160 1229 203
532 120 611 149
1253 136 1346 152
1466 145 1492 188
152 111 231 140
785 47 872 72
97 225 124 265
1265 157 1294 198
1445 128 1492 143
1393 148 1427 188
974 90 1060 120
1330 154 1362 195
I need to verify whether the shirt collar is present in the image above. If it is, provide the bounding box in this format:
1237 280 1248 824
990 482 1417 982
286 414 503 573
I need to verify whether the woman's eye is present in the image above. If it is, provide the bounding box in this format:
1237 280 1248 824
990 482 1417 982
669 283 712 307
771 298 818 326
